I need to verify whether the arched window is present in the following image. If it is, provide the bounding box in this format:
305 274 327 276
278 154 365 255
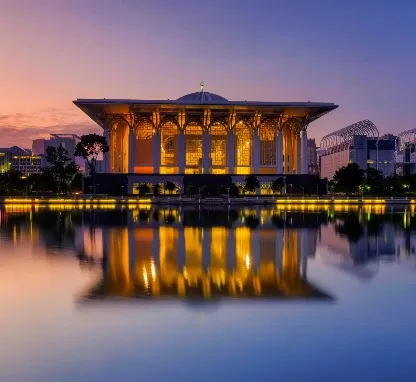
185 123 203 167
161 121 178 166
235 122 251 167
260 121 276 166
210 124 227 167
135 120 153 165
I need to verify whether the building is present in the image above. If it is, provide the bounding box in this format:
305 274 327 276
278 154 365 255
11 155 42 176
307 138 318 174
32 134 84 171
0 146 38 175
74 87 337 193
319 120 395 180
395 129 416 176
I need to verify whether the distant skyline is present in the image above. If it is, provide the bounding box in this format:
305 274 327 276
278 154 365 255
1 0 415 148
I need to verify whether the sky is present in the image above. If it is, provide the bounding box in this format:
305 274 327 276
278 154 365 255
0 0 415 148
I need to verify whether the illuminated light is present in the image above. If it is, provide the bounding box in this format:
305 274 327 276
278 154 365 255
245 254 251 269
150 260 156 280
143 267 149 290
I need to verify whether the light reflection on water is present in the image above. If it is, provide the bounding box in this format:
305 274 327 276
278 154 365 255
0 205 416 382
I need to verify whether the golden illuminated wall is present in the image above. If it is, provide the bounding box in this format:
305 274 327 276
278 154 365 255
260 122 276 167
111 122 129 173
210 124 227 169
185 124 203 173
235 122 251 168
135 121 153 166
161 121 178 167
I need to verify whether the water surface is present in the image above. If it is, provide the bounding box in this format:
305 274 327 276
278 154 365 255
1 205 415 382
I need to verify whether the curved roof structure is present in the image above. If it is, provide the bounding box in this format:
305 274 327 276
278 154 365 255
177 91 228 103
320 119 379 152
398 128 416 149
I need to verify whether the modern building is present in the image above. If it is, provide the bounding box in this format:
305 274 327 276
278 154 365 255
395 129 416 176
32 134 84 171
74 87 337 193
307 138 318 174
319 120 395 180
11 155 42 176
0 146 40 175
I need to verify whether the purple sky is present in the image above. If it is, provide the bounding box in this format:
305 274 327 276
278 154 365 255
1 0 415 148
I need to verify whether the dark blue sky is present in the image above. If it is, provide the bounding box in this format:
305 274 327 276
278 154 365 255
1 0 415 146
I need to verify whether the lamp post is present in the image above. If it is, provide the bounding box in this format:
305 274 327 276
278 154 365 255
198 188 201 204
390 186 393 200
227 187 231 204
316 184 319 198
301 186 305 198
121 185 124 199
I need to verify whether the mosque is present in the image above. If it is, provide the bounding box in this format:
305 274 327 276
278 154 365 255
74 84 337 194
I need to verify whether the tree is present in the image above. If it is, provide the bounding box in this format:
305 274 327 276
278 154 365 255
244 174 260 194
153 183 161 196
164 181 176 194
137 183 150 195
0 170 24 195
74 134 109 194
70 172 84 193
186 183 196 195
228 184 239 198
333 163 364 194
271 177 285 194
363 167 384 195
45 145 79 193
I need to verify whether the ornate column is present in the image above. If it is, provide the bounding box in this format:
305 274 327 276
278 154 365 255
252 128 260 173
178 129 186 173
301 130 308 174
128 126 136 173
202 129 211 174
226 129 235 174
276 130 283 174
296 132 302 174
103 122 111 173
152 130 161 173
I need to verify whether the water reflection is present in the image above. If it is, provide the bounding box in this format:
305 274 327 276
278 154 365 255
1 205 416 301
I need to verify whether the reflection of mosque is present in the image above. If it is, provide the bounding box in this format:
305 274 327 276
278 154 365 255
83 208 331 300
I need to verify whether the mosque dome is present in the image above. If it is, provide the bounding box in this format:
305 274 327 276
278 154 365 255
176 91 228 103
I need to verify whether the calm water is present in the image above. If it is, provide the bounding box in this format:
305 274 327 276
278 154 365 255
1 205 416 382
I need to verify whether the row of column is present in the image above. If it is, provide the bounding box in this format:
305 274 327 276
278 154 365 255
103 126 308 174
126 227 307 276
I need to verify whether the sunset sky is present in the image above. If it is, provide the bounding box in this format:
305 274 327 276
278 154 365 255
1 0 415 148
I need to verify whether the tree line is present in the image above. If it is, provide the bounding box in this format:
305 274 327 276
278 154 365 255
0 134 108 196
331 162 416 196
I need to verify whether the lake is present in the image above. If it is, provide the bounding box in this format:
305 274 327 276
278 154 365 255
1 204 415 382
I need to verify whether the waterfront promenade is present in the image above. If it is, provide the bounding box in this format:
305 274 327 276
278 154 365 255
1 196 414 206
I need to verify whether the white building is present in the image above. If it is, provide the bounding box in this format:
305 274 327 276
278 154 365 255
319 120 395 180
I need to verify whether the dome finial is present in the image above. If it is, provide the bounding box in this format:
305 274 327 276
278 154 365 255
200 81 204 92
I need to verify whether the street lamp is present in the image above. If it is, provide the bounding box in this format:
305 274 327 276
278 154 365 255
390 186 393 200
121 185 125 198
198 188 201 204
302 186 305 198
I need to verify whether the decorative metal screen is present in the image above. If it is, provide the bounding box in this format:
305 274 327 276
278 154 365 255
185 124 202 166
260 123 276 166
235 122 251 166
161 122 178 166
136 121 153 165
210 124 227 166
